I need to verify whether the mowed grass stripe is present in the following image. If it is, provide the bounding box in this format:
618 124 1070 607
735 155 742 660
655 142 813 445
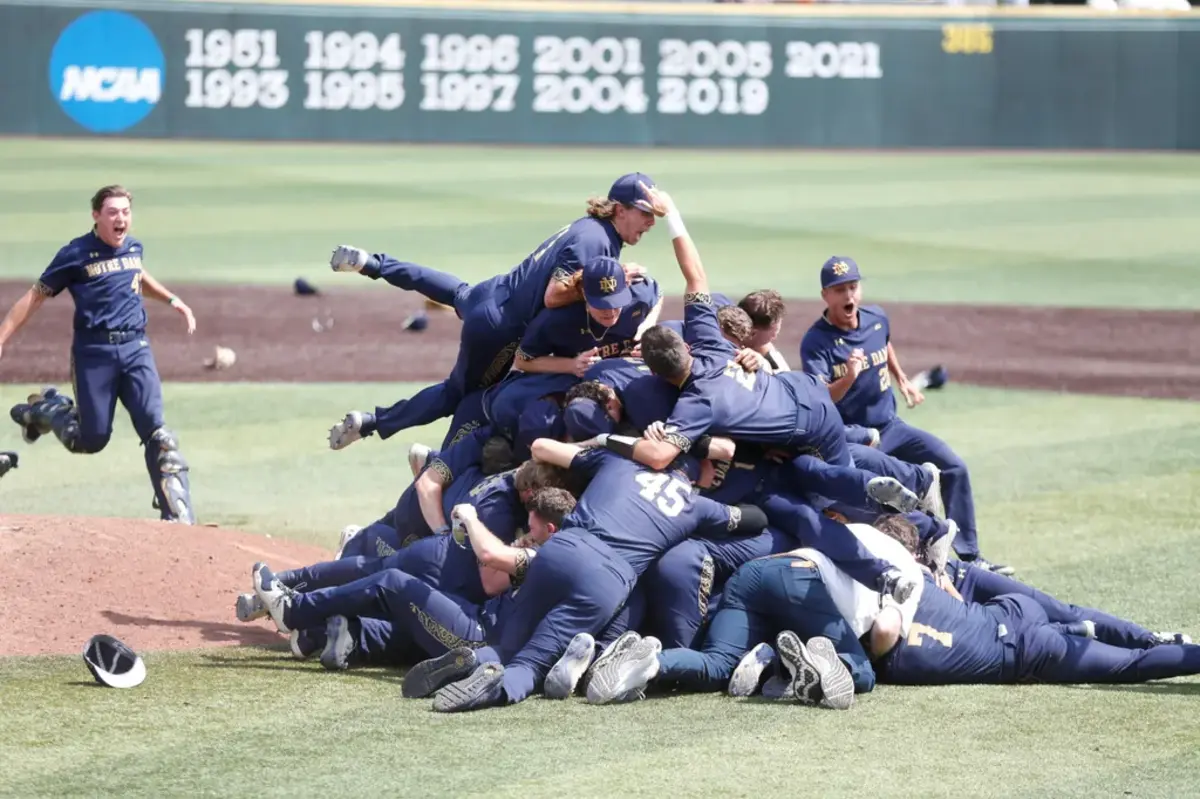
1 141 1199 307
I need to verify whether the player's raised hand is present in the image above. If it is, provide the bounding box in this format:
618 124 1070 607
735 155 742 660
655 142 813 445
638 182 674 218
572 347 601 377
847 348 869 379
330 244 370 273
170 297 196 334
643 420 668 442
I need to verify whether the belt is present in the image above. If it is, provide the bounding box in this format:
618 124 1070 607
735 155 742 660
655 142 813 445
77 329 143 344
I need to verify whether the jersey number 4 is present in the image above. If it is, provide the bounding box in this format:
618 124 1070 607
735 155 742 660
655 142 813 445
635 472 690 518
130 270 143 295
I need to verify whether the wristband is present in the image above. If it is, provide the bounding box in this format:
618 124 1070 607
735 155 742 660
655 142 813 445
665 212 688 240
692 435 713 461
603 434 638 459
168 296 181 307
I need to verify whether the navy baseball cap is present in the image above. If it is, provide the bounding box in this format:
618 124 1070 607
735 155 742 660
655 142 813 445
583 256 632 310
608 172 656 213
820 257 862 289
563 397 616 441
515 397 566 455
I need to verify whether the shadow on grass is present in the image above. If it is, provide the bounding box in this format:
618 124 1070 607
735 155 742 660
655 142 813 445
1066 682 1200 697
198 651 406 686
100 610 284 648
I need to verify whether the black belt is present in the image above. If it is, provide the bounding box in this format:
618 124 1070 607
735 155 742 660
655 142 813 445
77 329 143 344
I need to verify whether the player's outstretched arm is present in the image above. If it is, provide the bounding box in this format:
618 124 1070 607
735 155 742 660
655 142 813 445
530 438 584 468
515 348 599 377
0 286 47 360
141 270 196 334
644 183 707 297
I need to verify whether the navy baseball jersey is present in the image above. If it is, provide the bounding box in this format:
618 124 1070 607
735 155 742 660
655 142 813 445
482 372 579 437
497 216 624 324
516 278 660 362
562 447 738 575
584 356 678 432
662 295 825 453
800 305 896 427
701 458 768 506
37 230 147 331
882 579 1006 685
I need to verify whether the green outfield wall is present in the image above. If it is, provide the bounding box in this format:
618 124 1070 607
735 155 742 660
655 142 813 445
4 0 1198 149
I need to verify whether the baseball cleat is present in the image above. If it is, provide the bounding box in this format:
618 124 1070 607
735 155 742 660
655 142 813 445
10 398 41 444
1151 632 1193 646
878 568 918 605
581 630 641 695
775 631 821 705
927 519 958 575
319 616 355 671
0 451 17 479
544 633 597 700
728 642 775 697
329 244 372 273
252 562 293 634
919 463 946 520
432 662 506 713
333 524 363 560
867 476 920 514
235 592 268 622
585 633 662 705
408 443 431 478
403 647 479 699
971 557 1016 577
778 633 855 710
30 387 74 434
1056 620 1097 640
290 627 325 660
328 411 374 451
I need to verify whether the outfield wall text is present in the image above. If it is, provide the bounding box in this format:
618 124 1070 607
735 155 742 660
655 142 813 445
5 0 1198 149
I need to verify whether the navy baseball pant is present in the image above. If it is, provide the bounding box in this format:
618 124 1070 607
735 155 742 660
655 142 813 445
656 556 875 694
947 561 1160 650
645 529 794 649
485 528 638 704
877 418 979 558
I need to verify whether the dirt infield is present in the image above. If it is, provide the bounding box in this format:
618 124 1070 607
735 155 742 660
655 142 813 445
0 515 333 657
2 281 1198 656
0 281 1198 399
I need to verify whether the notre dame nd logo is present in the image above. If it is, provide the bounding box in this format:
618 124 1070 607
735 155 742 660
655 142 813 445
831 261 850 276
599 276 617 294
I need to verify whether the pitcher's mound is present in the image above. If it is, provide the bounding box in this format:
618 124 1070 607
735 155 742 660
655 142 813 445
0 515 333 657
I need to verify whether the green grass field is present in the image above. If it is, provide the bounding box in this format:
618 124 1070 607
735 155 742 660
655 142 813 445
1 139 1199 307
2 140 1200 797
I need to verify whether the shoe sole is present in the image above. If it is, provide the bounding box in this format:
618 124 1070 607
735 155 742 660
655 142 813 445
921 463 946 520
798 636 856 711
867 477 919 513
585 636 659 705
582 630 639 694
235 592 267 622
402 648 479 699
776 631 821 705
319 617 354 671
432 664 504 713
334 525 363 560
544 633 596 700
290 629 319 660
252 563 291 634
728 642 775 697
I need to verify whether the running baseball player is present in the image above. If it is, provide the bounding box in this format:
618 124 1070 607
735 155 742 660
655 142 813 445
325 173 666 452
0 185 197 523
798 256 1010 574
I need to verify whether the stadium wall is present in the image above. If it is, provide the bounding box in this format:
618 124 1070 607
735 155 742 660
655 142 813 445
5 0 1198 149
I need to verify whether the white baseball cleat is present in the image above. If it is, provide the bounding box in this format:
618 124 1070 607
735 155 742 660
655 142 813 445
585 632 662 705
333 524 364 560
408 443 431 478
728 642 775 697
328 411 368 451
252 562 293 634
235 592 267 622
867 476 920 514
544 633 597 700
918 463 946 520
927 520 958 575
320 616 355 671
329 245 370 273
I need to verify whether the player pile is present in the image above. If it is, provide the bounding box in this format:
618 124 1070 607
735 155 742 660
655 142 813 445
236 175 1198 712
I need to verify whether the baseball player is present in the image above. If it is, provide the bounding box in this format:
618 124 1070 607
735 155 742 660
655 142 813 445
325 174 666 452
798 256 1009 574
737 289 792 372
0 185 197 523
511 256 662 375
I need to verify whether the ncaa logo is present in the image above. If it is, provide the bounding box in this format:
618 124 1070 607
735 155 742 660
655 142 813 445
48 11 164 133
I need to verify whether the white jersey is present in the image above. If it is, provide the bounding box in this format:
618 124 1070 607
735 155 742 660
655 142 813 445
788 523 924 638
